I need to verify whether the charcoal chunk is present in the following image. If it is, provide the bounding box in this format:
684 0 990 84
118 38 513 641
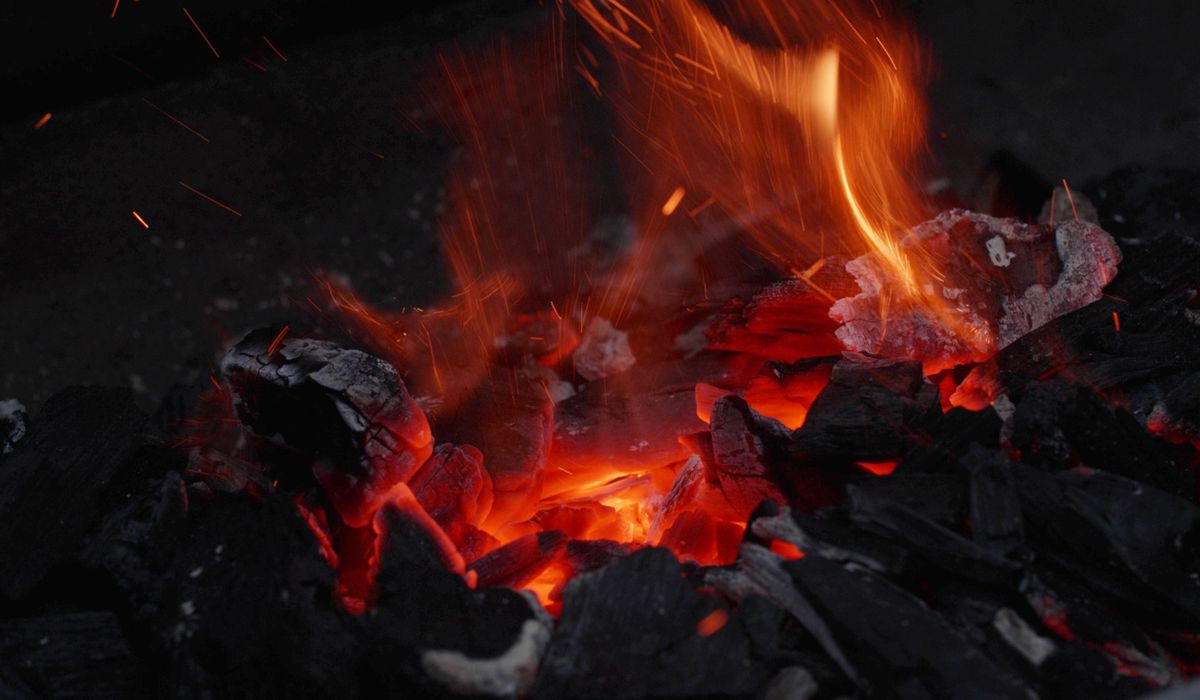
792 356 939 462
221 329 434 527
467 530 567 589
536 548 773 699
152 494 360 698
0 611 147 699
81 471 189 618
785 556 1029 699
847 485 1021 585
435 368 552 530
364 503 544 697
964 445 1024 556
0 386 147 599
1015 466 1200 626
1010 378 1191 498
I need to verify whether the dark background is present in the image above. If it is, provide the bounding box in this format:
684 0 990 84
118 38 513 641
2 0 1198 411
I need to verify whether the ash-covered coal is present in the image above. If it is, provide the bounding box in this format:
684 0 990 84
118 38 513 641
830 209 1121 371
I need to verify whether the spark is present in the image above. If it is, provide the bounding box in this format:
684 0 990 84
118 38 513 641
208 375 224 394
131 211 150 229
261 35 288 62
875 36 898 71
34 113 51 129
111 0 120 18
179 181 242 217
182 7 220 59
241 57 268 73
142 98 210 142
1112 310 1121 333
1061 179 1080 222
267 326 291 355
687 196 716 217
661 186 686 216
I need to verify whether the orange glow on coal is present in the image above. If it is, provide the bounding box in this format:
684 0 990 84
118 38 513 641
696 608 730 637
318 0 943 608
856 460 898 476
769 539 806 560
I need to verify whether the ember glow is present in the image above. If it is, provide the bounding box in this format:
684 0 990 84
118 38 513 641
317 0 944 609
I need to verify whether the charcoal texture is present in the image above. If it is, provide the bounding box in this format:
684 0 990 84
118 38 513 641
0 386 147 599
536 548 774 699
0 611 147 699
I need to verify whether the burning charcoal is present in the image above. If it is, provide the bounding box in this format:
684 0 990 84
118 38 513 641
535 548 775 699
151 493 360 698
435 368 553 530
407 443 493 536
1015 465 1200 627
830 210 1121 371
0 398 27 454
0 386 147 599
702 395 792 518
0 612 147 699
549 361 710 483
374 484 466 576
706 274 853 363
1149 371 1200 448
902 405 1003 473
1020 568 1181 689
1009 378 1192 499
81 471 189 618
847 485 1021 585
220 329 434 527
572 316 636 381
467 531 567 589
366 502 547 698
784 554 1029 698
792 355 939 462
963 445 1024 556
749 507 908 575
564 539 632 576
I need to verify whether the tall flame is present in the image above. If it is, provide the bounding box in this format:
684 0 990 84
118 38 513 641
568 0 933 306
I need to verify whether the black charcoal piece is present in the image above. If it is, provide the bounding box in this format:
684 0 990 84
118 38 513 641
792 356 939 462
1010 380 1189 499
1015 465 1200 627
785 555 1029 699
363 504 545 698
0 611 147 699
847 485 1021 585
467 530 566 589
151 494 360 698
0 386 146 599
855 471 966 526
963 445 1024 556
535 547 773 699
81 471 189 618
221 329 434 527
435 368 552 530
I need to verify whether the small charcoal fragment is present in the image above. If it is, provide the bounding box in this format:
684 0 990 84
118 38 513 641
963 445 1024 556
467 530 567 589
572 316 636 381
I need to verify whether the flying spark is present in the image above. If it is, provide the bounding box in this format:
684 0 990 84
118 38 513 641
179 181 242 217
182 7 221 58
34 113 51 129
661 186 686 216
131 211 150 229
142 98 210 142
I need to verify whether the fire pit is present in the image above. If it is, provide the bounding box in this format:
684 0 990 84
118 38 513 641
2 1 1199 698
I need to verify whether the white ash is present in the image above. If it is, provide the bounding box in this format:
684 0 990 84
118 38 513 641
572 317 636 381
765 666 819 700
992 607 1055 667
420 604 551 698
829 210 1121 370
